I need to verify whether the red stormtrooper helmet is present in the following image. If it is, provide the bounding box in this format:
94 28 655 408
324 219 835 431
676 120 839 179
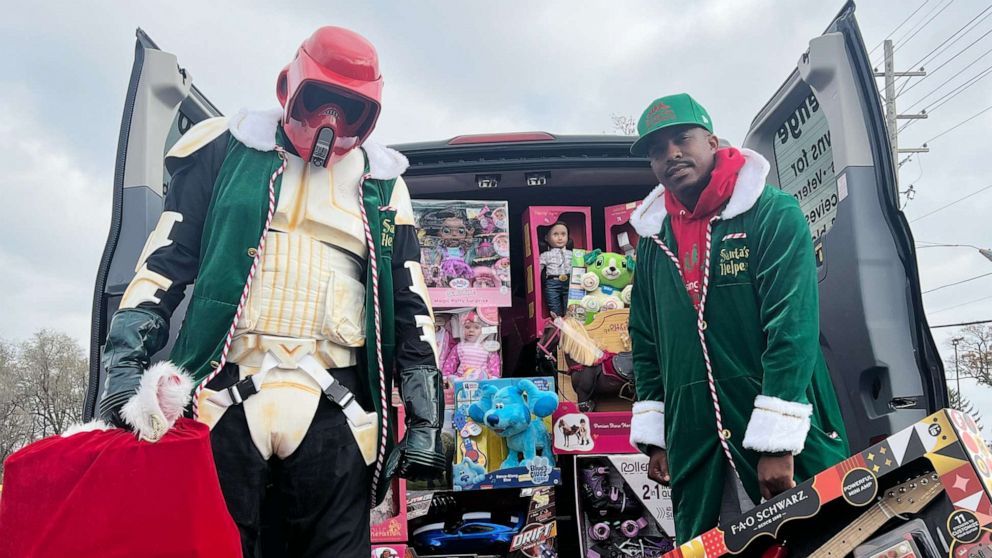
277 26 383 167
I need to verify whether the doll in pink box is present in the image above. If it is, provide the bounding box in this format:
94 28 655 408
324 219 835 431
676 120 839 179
539 221 573 317
442 311 501 381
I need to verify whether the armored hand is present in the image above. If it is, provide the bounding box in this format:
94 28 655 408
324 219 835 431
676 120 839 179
386 364 446 480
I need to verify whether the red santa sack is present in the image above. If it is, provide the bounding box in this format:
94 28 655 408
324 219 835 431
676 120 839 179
0 418 241 558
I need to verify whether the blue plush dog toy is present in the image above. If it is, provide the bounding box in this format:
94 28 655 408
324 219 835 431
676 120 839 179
468 379 558 469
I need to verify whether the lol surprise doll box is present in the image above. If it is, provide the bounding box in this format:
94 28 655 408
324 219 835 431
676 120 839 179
412 200 512 308
523 206 592 339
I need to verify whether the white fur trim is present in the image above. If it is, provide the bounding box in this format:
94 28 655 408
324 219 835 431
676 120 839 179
120 361 194 442
364 140 409 180
630 400 666 450
742 395 813 455
629 183 667 237
720 148 770 219
628 148 771 237
62 420 112 437
228 108 283 152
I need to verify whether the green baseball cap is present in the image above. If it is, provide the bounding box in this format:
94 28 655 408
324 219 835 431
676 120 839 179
630 93 713 156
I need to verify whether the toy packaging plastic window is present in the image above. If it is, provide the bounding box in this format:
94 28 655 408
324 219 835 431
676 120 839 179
451 377 561 491
437 307 502 385
413 199 512 308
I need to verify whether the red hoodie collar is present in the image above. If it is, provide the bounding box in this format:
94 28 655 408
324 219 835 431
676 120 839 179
664 147 745 222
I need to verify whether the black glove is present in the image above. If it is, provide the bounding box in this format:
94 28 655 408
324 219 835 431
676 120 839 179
385 364 446 481
97 308 169 428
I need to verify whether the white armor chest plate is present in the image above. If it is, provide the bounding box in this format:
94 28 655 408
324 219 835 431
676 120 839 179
220 150 371 459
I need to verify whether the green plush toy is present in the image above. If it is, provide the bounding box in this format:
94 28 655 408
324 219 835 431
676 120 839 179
577 250 636 321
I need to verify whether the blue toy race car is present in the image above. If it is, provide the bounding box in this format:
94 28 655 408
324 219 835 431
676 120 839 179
412 512 524 555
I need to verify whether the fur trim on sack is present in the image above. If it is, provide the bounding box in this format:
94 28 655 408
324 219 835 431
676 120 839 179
62 420 113 437
742 395 813 455
629 148 770 237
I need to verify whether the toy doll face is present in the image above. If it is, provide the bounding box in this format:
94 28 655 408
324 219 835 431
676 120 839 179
463 320 483 342
545 224 569 249
440 217 472 244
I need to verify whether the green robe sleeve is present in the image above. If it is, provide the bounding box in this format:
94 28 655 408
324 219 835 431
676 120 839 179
629 237 667 451
741 189 819 454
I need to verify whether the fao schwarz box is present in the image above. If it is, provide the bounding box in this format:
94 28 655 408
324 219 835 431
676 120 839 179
664 409 992 558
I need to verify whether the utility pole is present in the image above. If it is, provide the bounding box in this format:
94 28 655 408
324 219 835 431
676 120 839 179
875 40 929 184
953 337 964 396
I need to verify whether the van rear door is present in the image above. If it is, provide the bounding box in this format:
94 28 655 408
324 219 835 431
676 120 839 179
742 1 945 451
84 29 221 420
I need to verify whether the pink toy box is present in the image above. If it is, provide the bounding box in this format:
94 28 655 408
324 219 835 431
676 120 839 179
371 544 407 558
552 401 637 455
523 206 592 339
412 200 511 308
604 200 643 257
437 307 502 390
371 405 409 544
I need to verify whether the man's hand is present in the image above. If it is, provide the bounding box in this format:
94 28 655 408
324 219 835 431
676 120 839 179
647 446 671 486
757 453 796 500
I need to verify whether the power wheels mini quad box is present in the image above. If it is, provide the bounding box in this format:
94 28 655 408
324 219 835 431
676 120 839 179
413 199 512 308
575 454 677 558
452 377 561 491
663 409 992 558
407 486 558 558
523 206 592 339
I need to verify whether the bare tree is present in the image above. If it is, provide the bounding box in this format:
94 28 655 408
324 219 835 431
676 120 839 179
1 331 89 477
611 114 637 136
953 325 992 387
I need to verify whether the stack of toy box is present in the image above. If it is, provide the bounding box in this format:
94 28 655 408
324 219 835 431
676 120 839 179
372 405 410 557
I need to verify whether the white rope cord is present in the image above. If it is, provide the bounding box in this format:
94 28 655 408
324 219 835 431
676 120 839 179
651 217 741 480
193 149 287 419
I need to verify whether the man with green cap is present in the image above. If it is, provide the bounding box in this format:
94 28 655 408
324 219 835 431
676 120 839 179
626 93 849 543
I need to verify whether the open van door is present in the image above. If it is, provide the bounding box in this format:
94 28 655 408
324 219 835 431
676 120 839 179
742 1 945 452
83 30 222 420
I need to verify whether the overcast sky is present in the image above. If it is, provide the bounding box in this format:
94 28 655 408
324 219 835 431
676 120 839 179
1 0 990 421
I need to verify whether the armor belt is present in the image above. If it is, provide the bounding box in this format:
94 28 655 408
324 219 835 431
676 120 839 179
206 352 378 465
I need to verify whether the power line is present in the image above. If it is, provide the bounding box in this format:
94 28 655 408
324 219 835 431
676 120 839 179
931 319 992 328
870 0 933 59
923 103 992 144
898 63 992 133
894 0 958 53
898 26 992 98
902 49 992 110
923 272 992 294
898 4 992 82
930 293 992 314
910 184 992 222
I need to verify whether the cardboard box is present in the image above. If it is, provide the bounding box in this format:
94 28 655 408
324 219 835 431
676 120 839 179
663 409 992 557
413 200 512 308
371 544 408 558
407 487 558 558
372 404 409 543
452 377 561 491
523 206 592 338
604 201 643 257
438 307 502 387
553 402 637 455
575 454 677 558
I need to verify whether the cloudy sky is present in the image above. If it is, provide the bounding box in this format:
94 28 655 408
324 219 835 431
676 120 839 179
1 1 990 420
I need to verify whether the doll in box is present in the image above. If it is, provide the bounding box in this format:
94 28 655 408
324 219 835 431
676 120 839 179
442 311 501 381
434 210 476 285
539 222 574 317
